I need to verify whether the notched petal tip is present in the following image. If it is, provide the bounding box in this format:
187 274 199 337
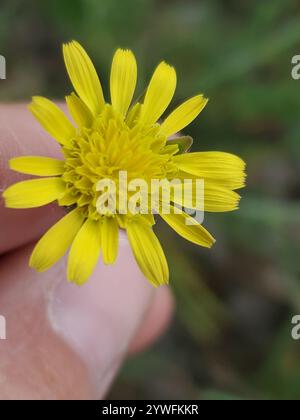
28 96 75 146
29 208 85 273
9 156 65 177
67 275 87 287
160 93 209 138
62 39 105 116
141 60 177 126
29 258 47 273
114 47 135 56
63 39 80 49
127 221 169 287
209 237 217 248
2 178 66 209
110 48 137 116
159 60 176 72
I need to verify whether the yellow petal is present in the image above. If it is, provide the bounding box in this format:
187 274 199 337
141 62 177 125
167 180 241 212
9 156 65 176
110 49 137 116
160 95 208 137
204 184 241 212
68 219 102 285
63 41 105 115
160 207 215 248
101 217 119 264
29 96 75 146
174 152 246 190
126 102 142 127
66 93 93 128
30 208 85 272
3 178 66 209
127 220 169 287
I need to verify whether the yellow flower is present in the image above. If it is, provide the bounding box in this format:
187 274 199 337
3 41 246 287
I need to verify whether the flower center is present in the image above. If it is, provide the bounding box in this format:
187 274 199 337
60 105 179 222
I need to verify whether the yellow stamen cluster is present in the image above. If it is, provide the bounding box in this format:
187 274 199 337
60 104 179 222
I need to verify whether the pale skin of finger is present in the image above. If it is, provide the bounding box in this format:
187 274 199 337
0 247 91 399
0 104 64 255
0 237 173 400
128 285 174 355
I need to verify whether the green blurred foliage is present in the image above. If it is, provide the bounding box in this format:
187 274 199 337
1 0 300 400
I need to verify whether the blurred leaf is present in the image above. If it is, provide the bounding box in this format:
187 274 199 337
167 136 193 154
252 321 300 400
200 389 244 400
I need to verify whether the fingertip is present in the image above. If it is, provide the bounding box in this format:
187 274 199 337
128 285 175 355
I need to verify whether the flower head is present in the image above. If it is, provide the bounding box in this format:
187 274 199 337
3 41 246 287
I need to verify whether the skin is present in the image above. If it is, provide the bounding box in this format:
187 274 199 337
0 104 174 400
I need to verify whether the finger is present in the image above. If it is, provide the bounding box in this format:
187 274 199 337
0 104 64 255
128 286 174 355
0 232 158 400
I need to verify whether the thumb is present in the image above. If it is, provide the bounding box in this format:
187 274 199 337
0 232 159 399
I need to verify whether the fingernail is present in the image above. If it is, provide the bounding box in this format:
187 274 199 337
47 231 154 397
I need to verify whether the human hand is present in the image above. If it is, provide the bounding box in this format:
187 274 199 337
0 104 173 400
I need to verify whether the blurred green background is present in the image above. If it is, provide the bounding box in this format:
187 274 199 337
1 0 300 400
